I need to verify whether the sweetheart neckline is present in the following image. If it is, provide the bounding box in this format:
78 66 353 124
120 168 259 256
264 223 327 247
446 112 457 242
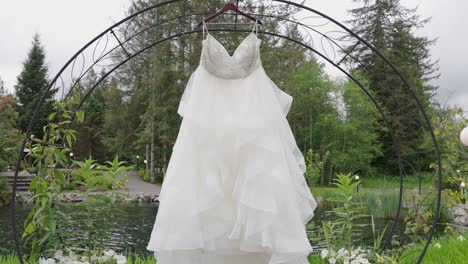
203 32 260 58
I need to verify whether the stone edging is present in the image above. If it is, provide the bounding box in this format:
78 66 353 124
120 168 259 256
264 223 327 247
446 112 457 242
14 191 159 204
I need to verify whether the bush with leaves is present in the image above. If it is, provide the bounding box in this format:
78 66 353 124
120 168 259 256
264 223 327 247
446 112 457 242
0 177 11 205
304 149 329 187
318 173 395 263
321 173 368 249
99 155 132 190
0 93 23 172
402 192 434 244
71 156 131 191
22 93 84 261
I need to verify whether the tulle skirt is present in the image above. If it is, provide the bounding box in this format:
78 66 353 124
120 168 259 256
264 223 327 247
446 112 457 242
146 64 317 264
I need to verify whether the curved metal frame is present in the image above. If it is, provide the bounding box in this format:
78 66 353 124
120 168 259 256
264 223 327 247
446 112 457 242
10 1 442 263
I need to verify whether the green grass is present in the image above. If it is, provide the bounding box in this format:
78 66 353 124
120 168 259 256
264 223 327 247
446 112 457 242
310 173 435 218
311 185 402 218
308 253 325 263
355 189 402 218
399 232 468 264
361 172 434 190
0 253 34 264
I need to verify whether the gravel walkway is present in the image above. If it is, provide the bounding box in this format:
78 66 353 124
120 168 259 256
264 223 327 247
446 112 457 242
125 171 162 195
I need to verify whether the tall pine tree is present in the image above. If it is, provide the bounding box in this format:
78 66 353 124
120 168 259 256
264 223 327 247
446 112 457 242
15 33 56 138
346 0 439 173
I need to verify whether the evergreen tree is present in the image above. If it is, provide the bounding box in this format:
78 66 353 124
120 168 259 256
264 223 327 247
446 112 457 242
14 33 56 138
346 0 439 173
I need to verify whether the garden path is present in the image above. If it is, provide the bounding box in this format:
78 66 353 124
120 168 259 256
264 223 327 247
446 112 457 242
125 171 161 195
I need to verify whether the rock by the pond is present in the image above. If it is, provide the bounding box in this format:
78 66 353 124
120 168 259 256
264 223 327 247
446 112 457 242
449 204 468 226
136 192 157 202
62 192 85 202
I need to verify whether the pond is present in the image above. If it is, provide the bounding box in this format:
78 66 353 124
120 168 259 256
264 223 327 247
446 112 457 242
0 203 394 256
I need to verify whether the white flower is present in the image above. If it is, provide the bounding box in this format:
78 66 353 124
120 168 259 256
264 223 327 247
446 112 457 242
321 249 329 259
434 242 441 248
329 257 337 264
115 254 126 264
104 249 116 257
98 254 110 262
68 250 78 260
359 259 370 264
53 250 63 259
457 235 465 241
39 258 56 264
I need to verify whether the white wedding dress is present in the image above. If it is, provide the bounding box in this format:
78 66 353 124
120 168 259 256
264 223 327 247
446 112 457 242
146 20 317 264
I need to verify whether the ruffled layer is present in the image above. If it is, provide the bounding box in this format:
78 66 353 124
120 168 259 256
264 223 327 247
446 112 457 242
147 65 317 264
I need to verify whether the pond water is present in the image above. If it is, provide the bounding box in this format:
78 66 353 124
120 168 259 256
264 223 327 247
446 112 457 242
0 203 395 256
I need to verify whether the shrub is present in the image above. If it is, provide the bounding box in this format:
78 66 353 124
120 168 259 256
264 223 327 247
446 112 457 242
318 173 396 263
0 176 11 205
304 149 329 186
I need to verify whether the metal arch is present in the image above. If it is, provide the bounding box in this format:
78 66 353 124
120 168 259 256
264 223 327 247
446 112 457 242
10 1 442 263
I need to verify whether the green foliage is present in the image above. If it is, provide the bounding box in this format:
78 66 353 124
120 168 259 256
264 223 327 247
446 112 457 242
100 155 132 190
72 69 110 161
289 62 383 184
53 155 131 260
0 253 35 264
321 173 368 249
354 189 400 219
138 168 146 178
21 91 131 261
0 92 23 172
317 173 397 263
0 177 11 205
399 231 468 264
304 149 329 186
371 215 389 254
433 189 464 224
71 155 131 191
402 192 433 244
347 0 439 173
22 93 84 262
338 73 384 176
429 106 468 192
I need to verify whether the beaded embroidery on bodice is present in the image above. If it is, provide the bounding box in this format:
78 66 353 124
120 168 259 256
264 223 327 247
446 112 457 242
200 19 262 79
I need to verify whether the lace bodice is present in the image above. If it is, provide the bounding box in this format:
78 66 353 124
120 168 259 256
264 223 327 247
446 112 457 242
200 20 262 79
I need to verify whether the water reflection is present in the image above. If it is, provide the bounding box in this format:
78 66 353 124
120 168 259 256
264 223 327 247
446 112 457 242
0 203 391 255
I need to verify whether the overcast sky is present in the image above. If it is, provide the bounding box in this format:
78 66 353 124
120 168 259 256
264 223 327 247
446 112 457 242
0 0 466 115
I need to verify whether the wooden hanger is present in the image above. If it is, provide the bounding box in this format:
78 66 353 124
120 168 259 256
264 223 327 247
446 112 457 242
197 2 263 27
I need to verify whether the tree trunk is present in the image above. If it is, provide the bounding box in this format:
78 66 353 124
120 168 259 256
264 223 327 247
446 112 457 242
145 143 150 173
150 126 156 183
